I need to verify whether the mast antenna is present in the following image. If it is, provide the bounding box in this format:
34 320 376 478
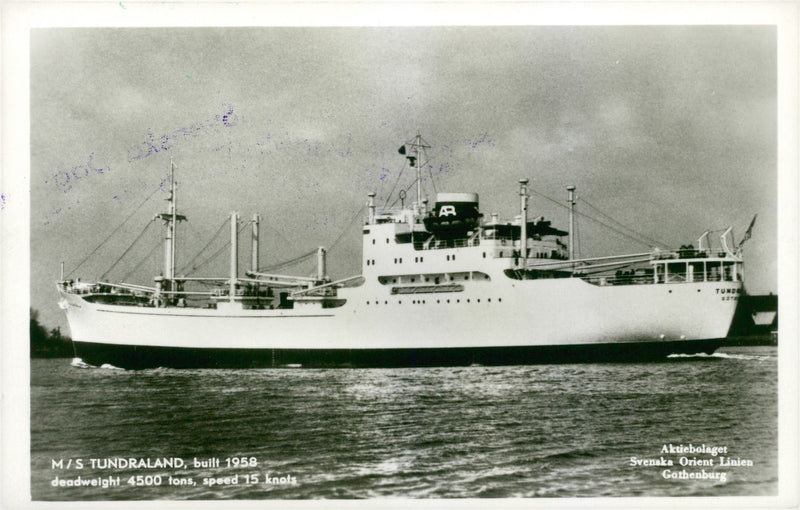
399 133 431 216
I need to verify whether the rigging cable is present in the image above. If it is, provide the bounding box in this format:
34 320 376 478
100 219 156 281
579 197 670 249
119 238 162 283
527 187 664 250
256 204 366 273
380 158 408 213
426 160 438 194
387 178 422 209
177 217 230 275
328 205 367 253
258 248 319 273
186 220 251 276
67 186 160 278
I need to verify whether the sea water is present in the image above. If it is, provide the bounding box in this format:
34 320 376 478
30 346 777 499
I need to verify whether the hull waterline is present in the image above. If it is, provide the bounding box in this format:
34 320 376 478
73 338 726 369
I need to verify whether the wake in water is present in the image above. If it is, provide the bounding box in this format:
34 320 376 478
70 357 94 369
70 358 125 370
667 352 772 361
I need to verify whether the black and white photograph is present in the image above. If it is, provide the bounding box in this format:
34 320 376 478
2 1 797 507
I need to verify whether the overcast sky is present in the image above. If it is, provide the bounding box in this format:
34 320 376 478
30 26 777 331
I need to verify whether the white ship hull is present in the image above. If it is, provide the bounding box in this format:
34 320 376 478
59 277 741 368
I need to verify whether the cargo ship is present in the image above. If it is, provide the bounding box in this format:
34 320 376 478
56 134 748 368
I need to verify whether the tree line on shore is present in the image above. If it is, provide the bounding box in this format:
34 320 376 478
30 309 74 358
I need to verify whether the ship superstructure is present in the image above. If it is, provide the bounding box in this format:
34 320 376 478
57 135 748 368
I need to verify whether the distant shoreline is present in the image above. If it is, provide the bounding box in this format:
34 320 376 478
30 308 73 358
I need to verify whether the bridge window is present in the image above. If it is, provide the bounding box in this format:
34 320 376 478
723 261 735 282
667 262 687 283
689 262 705 282
707 261 722 281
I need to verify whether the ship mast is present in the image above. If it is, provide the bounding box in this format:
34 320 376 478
251 213 260 273
230 212 238 302
408 133 430 218
567 185 576 271
157 160 186 293
519 179 529 268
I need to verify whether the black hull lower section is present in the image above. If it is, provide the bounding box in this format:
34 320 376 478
73 339 726 370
